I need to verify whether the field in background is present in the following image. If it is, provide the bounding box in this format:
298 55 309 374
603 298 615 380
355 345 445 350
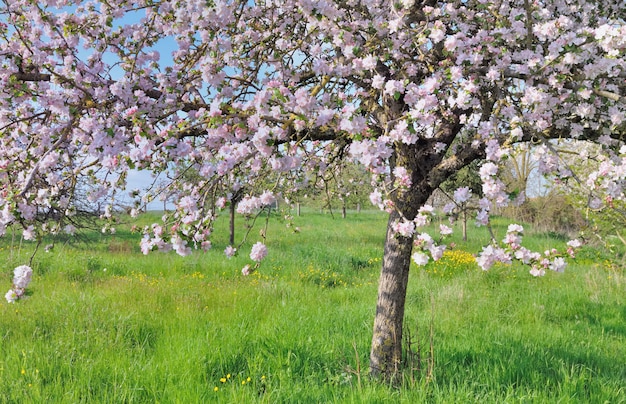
0 209 624 402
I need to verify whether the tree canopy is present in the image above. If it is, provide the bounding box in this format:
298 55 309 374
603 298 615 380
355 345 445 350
1 0 625 377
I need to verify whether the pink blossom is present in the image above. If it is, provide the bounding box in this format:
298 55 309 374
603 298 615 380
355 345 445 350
316 109 335 126
444 35 460 52
412 252 430 266
371 75 385 89
507 224 524 233
216 197 227 209
241 265 252 276
361 55 377 70
392 220 415 238
529 266 546 277
439 224 453 236
443 203 455 214
514 247 533 264
419 205 435 215
237 196 261 215
567 239 582 248
13 265 33 289
384 80 405 97
259 191 276 206
476 245 510 270
5 289 17 303
171 234 192 256
429 245 446 261
549 257 567 273
503 232 521 248
485 139 506 162
475 209 490 226
479 162 498 179
383 200 394 213
393 166 412 188
369 189 383 207
140 236 153 255
433 142 447 153
453 187 471 204
250 242 268 262
224 245 237 258
415 233 434 249
414 214 429 227
478 198 491 210
429 22 446 44
23 225 36 241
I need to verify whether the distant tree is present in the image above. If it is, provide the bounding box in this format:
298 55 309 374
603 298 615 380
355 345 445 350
550 141 626 248
318 161 372 217
439 160 483 241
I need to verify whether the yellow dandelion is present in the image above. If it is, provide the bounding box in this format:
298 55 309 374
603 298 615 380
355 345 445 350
220 378 226 383
21 369 25 375
214 386 219 392
246 377 251 382
241 380 246 385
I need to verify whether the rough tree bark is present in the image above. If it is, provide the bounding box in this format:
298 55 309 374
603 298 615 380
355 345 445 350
369 142 434 378
369 208 414 377
369 113 471 378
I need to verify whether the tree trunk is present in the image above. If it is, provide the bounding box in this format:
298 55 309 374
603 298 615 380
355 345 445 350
229 199 236 246
368 108 468 380
462 209 468 242
367 140 439 379
369 209 414 379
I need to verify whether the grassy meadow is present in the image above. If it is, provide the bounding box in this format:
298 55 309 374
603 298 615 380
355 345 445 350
0 209 625 403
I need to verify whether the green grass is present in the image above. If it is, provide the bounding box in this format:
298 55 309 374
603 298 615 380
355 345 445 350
0 209 624 402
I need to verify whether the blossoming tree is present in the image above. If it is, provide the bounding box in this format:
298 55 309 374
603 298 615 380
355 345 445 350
1 0 625 377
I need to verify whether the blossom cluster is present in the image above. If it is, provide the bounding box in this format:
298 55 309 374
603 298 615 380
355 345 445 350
249 242 268 262
409 207 453 267
476 224 582 277
5 265 32 303
140 216 213 257
236 192 276 215
411 233 447 267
